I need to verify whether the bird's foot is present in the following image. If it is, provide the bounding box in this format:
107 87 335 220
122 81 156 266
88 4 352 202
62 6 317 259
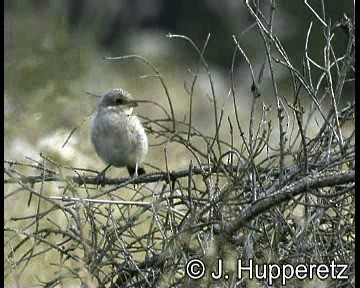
94 164 112 187
94 171 106 187
127 164 146 190
127 164 146 178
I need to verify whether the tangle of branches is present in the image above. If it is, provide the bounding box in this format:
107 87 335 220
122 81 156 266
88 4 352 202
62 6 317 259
4 1 355 287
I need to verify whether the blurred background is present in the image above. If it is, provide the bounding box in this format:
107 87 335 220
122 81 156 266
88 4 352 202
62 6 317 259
4 0 353 172
4 1 354 286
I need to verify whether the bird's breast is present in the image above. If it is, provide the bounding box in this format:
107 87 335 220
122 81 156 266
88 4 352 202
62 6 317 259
91 110 148 167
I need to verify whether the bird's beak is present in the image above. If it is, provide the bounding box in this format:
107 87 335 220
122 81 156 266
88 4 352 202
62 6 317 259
125 100 138 107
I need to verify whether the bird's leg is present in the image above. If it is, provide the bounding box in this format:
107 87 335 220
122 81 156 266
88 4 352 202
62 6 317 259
133 163 139 190
127 163 145 178
95 164 112 186
127 163 147 188
134 162 139 178
127 163 140 190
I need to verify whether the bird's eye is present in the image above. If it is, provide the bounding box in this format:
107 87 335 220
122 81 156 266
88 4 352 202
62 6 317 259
115 98 124 105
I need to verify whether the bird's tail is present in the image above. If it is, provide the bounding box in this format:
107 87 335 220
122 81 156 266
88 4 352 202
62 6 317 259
127 165 146 177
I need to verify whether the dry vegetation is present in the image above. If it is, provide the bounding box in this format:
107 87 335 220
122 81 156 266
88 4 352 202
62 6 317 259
4 1 355 287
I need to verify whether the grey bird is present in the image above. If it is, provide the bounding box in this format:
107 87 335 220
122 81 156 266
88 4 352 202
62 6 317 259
91 88 148 180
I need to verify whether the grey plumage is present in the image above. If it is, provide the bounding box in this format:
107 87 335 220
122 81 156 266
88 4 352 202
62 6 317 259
91 88 148 177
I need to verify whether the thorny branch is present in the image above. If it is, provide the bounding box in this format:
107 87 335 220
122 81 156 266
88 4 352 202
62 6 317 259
4 1 355 287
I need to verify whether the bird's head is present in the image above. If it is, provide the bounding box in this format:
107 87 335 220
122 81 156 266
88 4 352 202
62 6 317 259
99 88 138 115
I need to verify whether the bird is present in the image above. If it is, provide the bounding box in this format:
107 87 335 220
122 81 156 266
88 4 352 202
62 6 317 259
90 88 148 181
